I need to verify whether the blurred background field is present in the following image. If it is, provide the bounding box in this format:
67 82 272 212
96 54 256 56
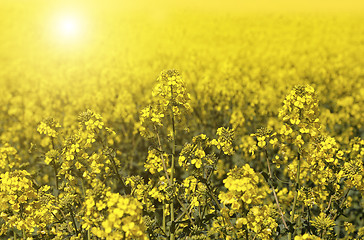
1 0 363 166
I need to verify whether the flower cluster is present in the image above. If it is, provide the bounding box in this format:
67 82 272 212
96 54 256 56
297 186 321 208
58 134 81 181
139 70 191 138
82 180 110 232
93 192 147 239
182 176 209 208
339 137 364 193
125 176 155 211
251 128 278 149
44 149 60 165
145 149 169 175
37 117 61 138
278 85 321 148
0 170 55 236
279 85 318 126
149 176 174 203
249 128 279 158
152 69 191 118
0 143 20 170
179 134 214 170
140 106 165 127
211 127 235 155
294 234 322 240
245 205 278 240
305 135 340 187
219 164 269 210
310 212 335 236
78 109 107 147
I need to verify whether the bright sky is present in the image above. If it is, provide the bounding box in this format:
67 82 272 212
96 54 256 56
1 0 363 59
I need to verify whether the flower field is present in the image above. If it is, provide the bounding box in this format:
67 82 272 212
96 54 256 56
0 0 363 239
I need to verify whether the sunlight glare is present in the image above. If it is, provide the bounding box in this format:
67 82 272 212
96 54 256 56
57 15 81 39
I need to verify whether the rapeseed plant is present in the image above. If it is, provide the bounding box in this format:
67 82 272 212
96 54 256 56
1 1 363 239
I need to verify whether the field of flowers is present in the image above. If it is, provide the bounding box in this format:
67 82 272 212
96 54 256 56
0 0 363 239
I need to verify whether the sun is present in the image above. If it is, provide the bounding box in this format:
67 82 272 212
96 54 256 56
59 17 78 37
45 8 92 51
56 15 81 39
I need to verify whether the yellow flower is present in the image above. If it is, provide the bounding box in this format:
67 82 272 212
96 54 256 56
212 127 235 155
144 149 168 174
310 212 335 235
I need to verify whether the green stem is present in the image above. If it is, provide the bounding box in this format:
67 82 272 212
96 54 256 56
80 178 90 240
53 162 59 200
69 206 79 235
264 149 288 230
154 125 171 184
170 85 176 240
288 153 301 240
50 138 60 202
333 188 350 220
163 202 166 234
51 137 55 149
206 185 237 238
175 198 194 226
241 202 249 240
81 178 86 198
109 156 128 194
